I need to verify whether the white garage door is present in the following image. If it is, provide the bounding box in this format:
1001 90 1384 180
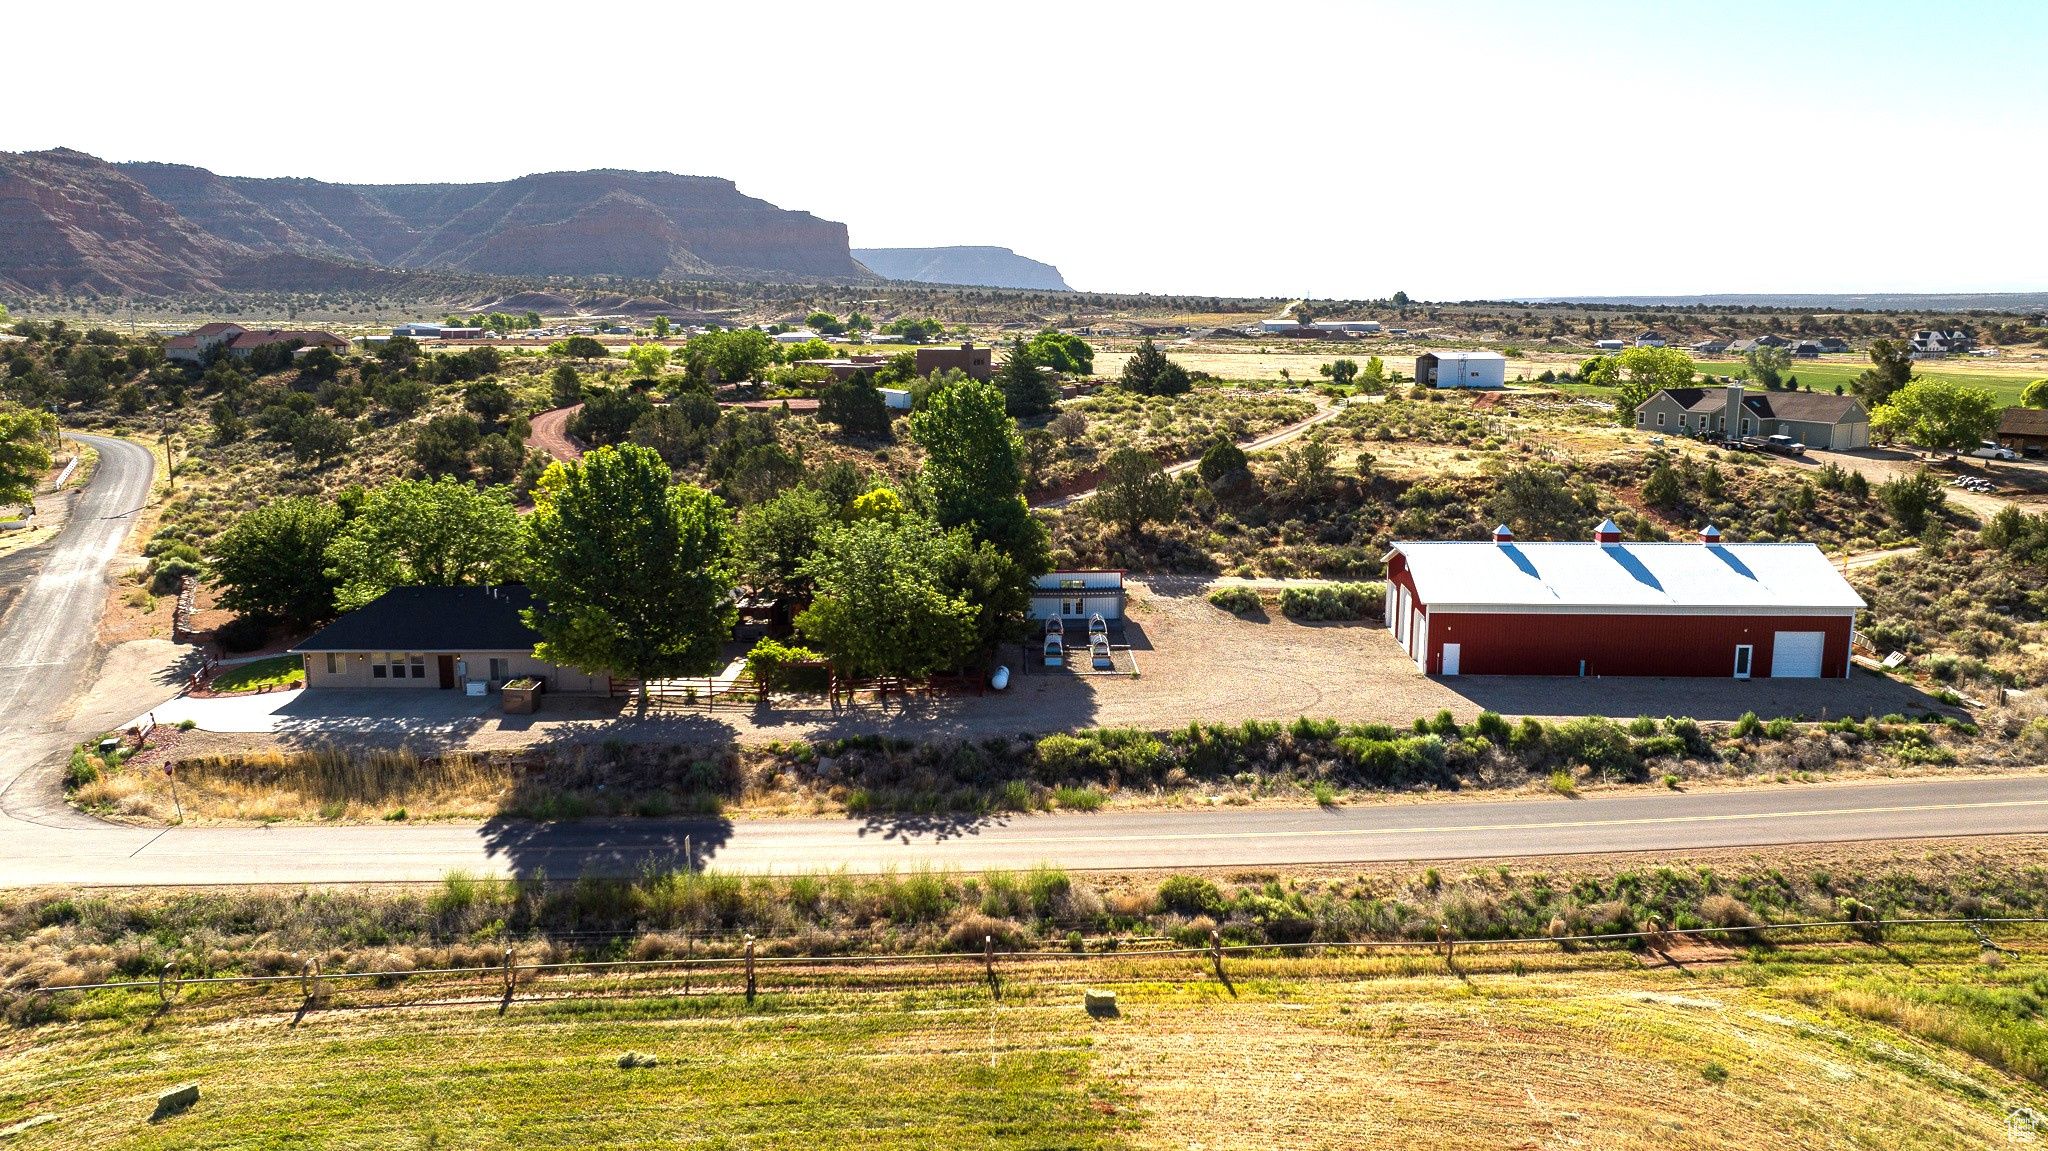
1770 631 1825 678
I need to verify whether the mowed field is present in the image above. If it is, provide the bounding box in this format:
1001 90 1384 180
1694 358 2048 406
4 935 2045 1149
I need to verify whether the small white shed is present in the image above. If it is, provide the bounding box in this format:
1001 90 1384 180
1415 350 1506 389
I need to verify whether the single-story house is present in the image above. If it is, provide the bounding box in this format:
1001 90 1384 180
1594 339 1626 351
1690 338 1730 355
1817 337 1852 353
1791 341 1823 358
1997 407 2048 456
1633 383 1871 449
164 323 349 365
1384 523 1864 679
1415 350 1507 389
1634 331 1667 347
290 586 609 694
1028 570 1125 625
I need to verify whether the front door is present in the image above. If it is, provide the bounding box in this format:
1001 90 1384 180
438 654 456 689
1441 643 1460 677
1733 644 1753 680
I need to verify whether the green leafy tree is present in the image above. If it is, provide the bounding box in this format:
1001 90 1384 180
1740 345 1792 389
908 380 1049 572
818 375 893 436
326 478 525 610
650 316 671 339
0 404 56 507
804 311 845 336
625 343 671 379
794 517 978 677
685 329 774 384
1360 356 1387 388
376 335 421 370
1092 448 1182 536
210 497 344 627
1872 378 2000 456
2022 379 2048 409
1577 355 1621 387
1273 433 1338 500
568 387 654 448
994 337 1058 416
557 336 608 361
1319 359 1359 386
1642 462 1682 509
1615 346 1696 424
1025 330 1094 376
523 445 736 697
776 338 835 365
733 486 834 600
1851 338 1915 408
1117 338 1192 396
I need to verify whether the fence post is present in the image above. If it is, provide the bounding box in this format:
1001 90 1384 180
1438 923 1452 960
502 946 517 999
984 935 994 983
745 936 756 1004
300 956 321 1003
1210 929 1224 981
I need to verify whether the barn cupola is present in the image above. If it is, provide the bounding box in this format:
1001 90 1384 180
1592 517 1623 545
1698 523 1722 544
1492 524 1515 545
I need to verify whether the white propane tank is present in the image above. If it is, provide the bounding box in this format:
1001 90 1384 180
990 665 1011 691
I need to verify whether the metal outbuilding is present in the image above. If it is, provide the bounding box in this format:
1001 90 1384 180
1384 524 1864 679
1415 350 1507 389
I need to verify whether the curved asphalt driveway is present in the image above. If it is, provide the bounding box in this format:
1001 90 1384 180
6 434 2048 886
0 433 155 828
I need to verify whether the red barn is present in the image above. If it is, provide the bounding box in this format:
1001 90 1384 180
1384 522 1864 679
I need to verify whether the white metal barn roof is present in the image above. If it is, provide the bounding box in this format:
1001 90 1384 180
1421 350 1505 363
1390 541 1865 614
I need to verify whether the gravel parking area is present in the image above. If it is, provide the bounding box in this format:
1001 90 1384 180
165 577 1945 759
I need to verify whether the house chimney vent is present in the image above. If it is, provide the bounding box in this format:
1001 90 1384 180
1699 524 1721 544
1593 518 1623 545
1492 524 1514 545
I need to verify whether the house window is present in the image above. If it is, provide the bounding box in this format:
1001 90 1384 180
1656 412 1666 427
410 654 426 679
1058 578 1086 589
372 654 388 679
326 653 339 675
1635 411 1645 425
489 657 510 681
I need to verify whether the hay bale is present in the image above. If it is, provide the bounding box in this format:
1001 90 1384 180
1083 989 1119 1018
617 1052 659 1069
152 1083 199 1119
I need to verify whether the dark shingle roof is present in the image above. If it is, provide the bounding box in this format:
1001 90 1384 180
291 586 540 653
2001 408 2048 437
1651 387 1864 424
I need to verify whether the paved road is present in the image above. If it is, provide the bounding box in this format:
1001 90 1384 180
3 774 2048 887
0 433 155 828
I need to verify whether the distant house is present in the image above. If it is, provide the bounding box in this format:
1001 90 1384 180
1791 341 1823 358
1633 382 1870 450
1996 407 2048 456
1028 570 1125 625
772 329 822 344
914 342 993 381
1633 331 1667 347
1909 329 1972 357
291 586 610 694
1415 350 1507 389
1816 337 1851 354
1755 334 1790 348
794 354 892 382
1311 319 1383 333
164 323 348 365
1593 339 1626 351
1689 338 1731 355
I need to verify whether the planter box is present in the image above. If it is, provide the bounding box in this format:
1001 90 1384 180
502 678 543 714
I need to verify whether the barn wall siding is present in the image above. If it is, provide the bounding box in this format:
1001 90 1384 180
1423 611 1853 678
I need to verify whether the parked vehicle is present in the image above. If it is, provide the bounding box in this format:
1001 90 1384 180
1970 441 2018 461
1762 434 1807 456
1718 438 1760 453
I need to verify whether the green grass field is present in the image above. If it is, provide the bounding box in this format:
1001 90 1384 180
1693 359 2045 406
206 656 303 694
5 932 2046 1149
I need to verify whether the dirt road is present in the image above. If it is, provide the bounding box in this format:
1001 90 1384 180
527 404 585 463
1036 396 1344 509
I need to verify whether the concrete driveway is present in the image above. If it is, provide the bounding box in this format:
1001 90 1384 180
136 688 497 735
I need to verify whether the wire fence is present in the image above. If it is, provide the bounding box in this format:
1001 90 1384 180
14 916 2044 1012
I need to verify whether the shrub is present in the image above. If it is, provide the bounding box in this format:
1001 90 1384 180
1157 874 1229 918
65 747 100 790
1551 717 1637 778
148 556 202 595
1208 587 1262 614
1472 711 1512 744
213 614 270 653
1279 582 1384 622
743 638 828 693
946 913 1026 951
1547 770 1576 796
1053 786 1105 810
1732 711 1763 739
1762 717 1795 740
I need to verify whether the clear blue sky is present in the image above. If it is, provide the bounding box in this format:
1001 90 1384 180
7 0 2044 299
